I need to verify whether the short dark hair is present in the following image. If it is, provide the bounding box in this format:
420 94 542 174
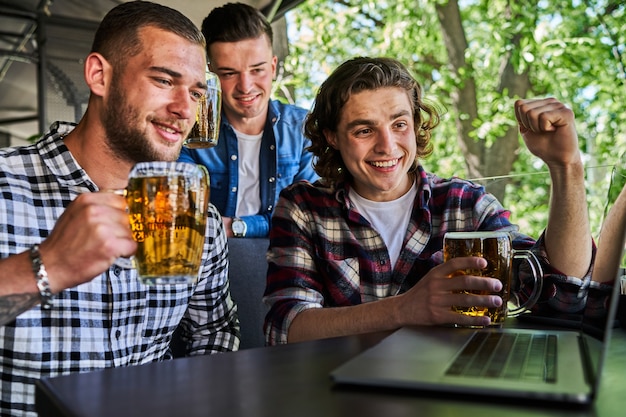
91 1 205 70
201 2 273 55
305 57 440 184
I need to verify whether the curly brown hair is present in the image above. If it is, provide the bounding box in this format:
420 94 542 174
304 57 441 184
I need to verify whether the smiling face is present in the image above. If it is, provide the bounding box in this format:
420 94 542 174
325 87 417 202
103 26 207 163
208 35 277 134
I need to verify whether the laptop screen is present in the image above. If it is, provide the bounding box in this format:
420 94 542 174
585 270 623 393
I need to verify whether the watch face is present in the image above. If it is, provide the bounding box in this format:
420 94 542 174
232 219 246 236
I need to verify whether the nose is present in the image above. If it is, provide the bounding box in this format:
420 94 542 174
374 127 395 154
237 72 253 94
168 87 195 120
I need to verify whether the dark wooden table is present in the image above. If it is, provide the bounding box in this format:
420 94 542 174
36 326 626 417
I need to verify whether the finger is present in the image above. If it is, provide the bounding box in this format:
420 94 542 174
75 191 128 211
515 98 572 133
438 256 487 277
447 275 503 293
447 312 493 327
515 97 555 132
514 98 530 129
515 98 552 130
535 103 573 132
448 292 503 309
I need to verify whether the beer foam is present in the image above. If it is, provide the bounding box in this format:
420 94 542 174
444 231 510 239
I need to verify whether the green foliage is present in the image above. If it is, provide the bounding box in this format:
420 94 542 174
281 0 626 238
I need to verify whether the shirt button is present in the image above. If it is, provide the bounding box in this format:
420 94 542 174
113 266 122 276
231 187 237 192
231 155 237 161
270 145 276 151
268 177 275 183
115 330 121 338
267 205 273 211
380 260 386 265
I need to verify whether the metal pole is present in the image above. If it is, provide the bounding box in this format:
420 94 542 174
35 7 48 134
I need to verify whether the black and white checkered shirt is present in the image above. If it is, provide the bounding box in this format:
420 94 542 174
0 122 240 416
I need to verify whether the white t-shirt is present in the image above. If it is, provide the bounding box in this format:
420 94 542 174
234 128 263 217
348 181 417 268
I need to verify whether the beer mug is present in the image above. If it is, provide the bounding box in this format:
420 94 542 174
443 231 542 325
125 161 210 285
184 70 221 149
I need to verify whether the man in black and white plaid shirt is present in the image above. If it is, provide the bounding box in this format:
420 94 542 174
0 2 240 415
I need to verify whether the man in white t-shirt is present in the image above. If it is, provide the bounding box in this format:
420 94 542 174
263 57 603 345
178 2 318 238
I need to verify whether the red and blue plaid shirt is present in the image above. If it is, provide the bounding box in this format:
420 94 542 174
264 166 606 345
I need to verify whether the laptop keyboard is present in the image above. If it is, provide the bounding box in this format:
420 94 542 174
445 332 557 383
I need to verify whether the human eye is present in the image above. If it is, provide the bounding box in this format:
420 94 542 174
394 120 408 129
153 77 172 87
191 90 204 101
354 127 372 137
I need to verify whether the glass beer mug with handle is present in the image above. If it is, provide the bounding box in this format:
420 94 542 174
443 231 543 326
184 69 221 149
115 161 210 285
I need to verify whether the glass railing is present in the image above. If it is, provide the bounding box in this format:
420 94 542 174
465 160 623 244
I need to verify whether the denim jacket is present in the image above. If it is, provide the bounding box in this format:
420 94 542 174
178 99 318 237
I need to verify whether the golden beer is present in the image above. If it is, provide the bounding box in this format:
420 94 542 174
184 70 221 149
126 162 209 285
444 231 513 324
444 231 541 325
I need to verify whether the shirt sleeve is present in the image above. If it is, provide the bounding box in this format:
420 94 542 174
516 232 612 318
263 191 323 345
240 213 271 238
181 204 241 354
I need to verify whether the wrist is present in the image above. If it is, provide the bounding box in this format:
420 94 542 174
29 244 54 309
231 218 247 238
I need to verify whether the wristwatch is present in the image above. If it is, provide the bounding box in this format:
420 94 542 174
231 218 247 238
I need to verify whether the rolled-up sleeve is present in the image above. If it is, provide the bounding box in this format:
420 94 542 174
263 194 323 345
519 233 613 317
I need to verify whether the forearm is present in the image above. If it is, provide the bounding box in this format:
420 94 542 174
287 297 402 343
0 251 42 325
544 160 592 277
595 182 626 282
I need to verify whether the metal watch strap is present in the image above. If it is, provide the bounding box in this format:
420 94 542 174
29 244 54 309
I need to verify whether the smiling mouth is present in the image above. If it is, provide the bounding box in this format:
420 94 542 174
153 121 184 139
236 93 260 104
157 124 180 134
369 158 400 168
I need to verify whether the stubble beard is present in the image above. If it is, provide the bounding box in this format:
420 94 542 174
103 77 181 164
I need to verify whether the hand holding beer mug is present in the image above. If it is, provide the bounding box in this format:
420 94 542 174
443 231 542 325
125 161 210 285
184 70 221 149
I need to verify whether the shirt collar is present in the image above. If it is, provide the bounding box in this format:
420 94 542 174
37 121 98 192
334 165 431 208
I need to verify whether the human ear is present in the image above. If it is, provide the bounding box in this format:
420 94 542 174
271 55 278 79
323 129 338 149
84 52 111 97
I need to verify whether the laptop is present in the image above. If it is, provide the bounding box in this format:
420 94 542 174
330 242 624 404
